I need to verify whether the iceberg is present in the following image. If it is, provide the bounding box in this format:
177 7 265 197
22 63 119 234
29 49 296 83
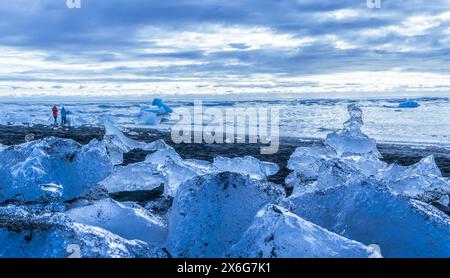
398 101 420 108
227 204 381 258
166 172 285 258
152 98 173 114
290 178 450 258
66 198 167 246
0 205 167 258
213 156 279 180
0 137 113 203
325 104 380 156
137 99 173 125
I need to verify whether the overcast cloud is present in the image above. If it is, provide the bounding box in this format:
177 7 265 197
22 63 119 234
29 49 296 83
1 0 450 97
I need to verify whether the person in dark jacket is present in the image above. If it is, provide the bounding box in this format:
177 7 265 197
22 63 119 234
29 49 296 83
61 107 67 126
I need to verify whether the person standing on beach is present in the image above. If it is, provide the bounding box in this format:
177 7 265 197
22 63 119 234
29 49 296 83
61 106 67 126
52 105 58 126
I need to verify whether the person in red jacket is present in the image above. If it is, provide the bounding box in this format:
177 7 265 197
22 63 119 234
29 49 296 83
52 105 58 126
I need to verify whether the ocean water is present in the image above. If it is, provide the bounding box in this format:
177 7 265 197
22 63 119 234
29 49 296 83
1 96 449 147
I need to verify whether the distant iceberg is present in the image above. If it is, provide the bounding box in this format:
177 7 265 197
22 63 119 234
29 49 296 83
398 101 420 108
138 98 173 125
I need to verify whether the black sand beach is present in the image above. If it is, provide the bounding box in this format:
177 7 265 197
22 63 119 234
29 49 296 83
1 124 449 186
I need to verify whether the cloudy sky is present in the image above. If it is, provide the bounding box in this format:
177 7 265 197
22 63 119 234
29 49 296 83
1 0 450 98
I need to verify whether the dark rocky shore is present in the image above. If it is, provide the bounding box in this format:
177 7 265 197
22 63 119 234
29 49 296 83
1 124 449 186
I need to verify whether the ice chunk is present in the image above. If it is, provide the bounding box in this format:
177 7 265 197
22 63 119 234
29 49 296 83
145 147 183 165
213 156 279 180
100 162 164 193
103 120 169 165
383 155 442 179
325 104 380 156
0 143 5 152
341 152 386 177
286 145 336 185
290 157 371 196
0 205 167 258
381 156 450 203
146 148 219 196
0 138 113 203
287 150 386 196
166 172 285 258
227 204 380 258
66 198 167 246
104 121 169 151
290 178 450 258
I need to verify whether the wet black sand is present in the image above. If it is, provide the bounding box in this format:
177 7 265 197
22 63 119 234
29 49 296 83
1 124 449 186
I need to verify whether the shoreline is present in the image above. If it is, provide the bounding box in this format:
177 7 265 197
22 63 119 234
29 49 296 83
1 124 449 184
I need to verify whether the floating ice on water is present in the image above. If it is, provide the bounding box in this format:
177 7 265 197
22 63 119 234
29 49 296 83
166 172 285 258
290 178 450 258
100 162 164 193
227 204 381 258
66 198 167 246
213 156 279 180
0 205 167 258
152 98 173 114
0 138 113 203
398 101 420 108
325 104 380 157
137 99 172 125
138 111 161 125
